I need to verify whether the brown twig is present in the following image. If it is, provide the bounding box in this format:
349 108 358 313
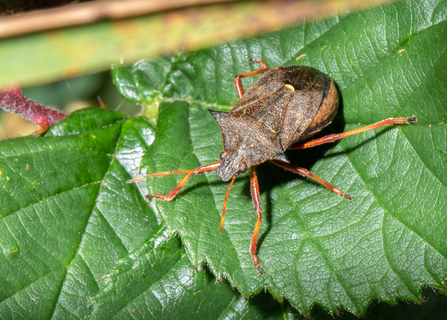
0 0 239 39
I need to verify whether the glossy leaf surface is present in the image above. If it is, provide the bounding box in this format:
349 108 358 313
113 0 447 314
1 0 446 317
0 108 299 319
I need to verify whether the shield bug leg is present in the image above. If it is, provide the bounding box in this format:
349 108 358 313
271 160 353 201
233 58 269 99
249 167 265 275
290 116 417 150
127 162 220 202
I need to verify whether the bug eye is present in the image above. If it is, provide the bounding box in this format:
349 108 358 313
220 152 227 160
239 163 247 173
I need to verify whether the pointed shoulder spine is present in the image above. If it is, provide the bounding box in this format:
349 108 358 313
208 109 223 121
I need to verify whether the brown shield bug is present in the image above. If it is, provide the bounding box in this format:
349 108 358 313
129 58 417 275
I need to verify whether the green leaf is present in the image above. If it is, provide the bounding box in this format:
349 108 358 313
2 0 447 317
113 0 447 314
0 108 298 319
85 224 302 320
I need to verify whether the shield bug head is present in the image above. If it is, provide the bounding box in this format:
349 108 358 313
215 148 247 182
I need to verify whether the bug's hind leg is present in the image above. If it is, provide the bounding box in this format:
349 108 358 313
289 117 417 150
127 162 220 202
271 160 353 201
234 58 269 99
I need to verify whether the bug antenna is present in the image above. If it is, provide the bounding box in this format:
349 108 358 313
127 176 146 183
127 170 172 184
220 175 236 233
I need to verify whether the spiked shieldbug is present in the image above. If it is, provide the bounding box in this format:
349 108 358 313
129 59 417 274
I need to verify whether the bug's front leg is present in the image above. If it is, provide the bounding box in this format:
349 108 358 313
249 166 265 275
234 58 269 99
127 162 220 202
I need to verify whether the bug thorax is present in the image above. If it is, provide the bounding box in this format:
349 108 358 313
209 109 289 182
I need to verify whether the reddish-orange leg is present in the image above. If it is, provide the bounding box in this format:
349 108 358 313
234 58 269 99
290 117 417 150
271 160 353 201
220 175 236 232
127 162 220 201
249 167 265 275
233 58 269 274
281 117 417 201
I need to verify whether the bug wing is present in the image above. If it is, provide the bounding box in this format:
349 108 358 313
279 67 325 149
232 66 286 111
231 67 295 134
231 66 326 150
